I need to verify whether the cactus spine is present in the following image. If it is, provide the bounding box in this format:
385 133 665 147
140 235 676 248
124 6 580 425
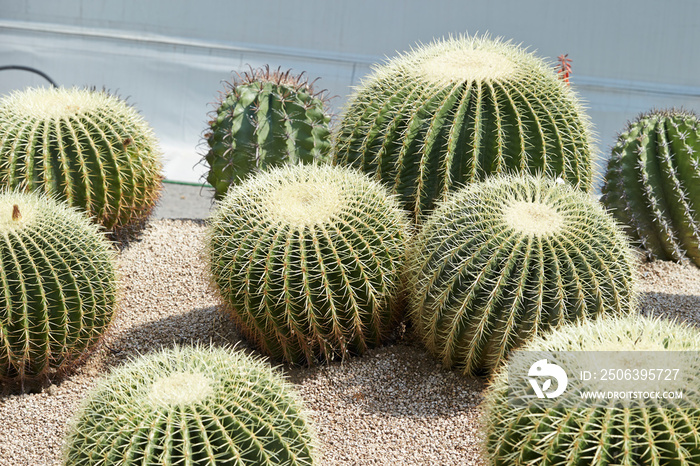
334 35 594 220
0 190 117 390
602 109 700 266
483 315 700 465
406 174 635 376
207 164 410 365
204 66 332 200
0 87 163 236
63 345 316 465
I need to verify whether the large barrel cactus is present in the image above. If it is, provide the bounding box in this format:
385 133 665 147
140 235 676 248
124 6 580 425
63 345 316 466
334 35 594 220
602 109 700 266
0 86 163 236
406 174 635 376
483 315 700 465
207 164 410 365
0 190 117 391
203 66 332 200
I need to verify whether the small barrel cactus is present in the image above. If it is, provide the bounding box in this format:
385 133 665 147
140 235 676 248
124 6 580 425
63 345 316 465
483 315 700 465
334 34 594 220
207 164 410 365
203 66 332 200
0 190 117 390
0 86 163 236
406 174 635 376
602 108 700 266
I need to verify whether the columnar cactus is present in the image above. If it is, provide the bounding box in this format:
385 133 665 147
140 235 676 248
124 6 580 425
208 164 410 365
63 345 316 465
203 66 332 200
0 86 163 236
406 174 635 376
483 315 700 465
0 190 117 390
602 109 700 266
334 35 594 220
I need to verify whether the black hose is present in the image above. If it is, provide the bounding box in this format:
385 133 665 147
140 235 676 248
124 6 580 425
0 65 58 87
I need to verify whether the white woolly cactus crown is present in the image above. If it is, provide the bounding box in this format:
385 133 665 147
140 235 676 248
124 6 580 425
9 86 105 118
264 175 344 229
385 34 524 84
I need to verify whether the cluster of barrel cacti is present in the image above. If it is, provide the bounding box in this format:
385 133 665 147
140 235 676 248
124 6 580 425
3 30 700 466
0 86 166 393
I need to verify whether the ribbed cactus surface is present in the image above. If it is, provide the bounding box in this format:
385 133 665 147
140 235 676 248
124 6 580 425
483 315 700 465
63 345 316 466
602 109 700 266
334 35 594 220
0 190 116 390
0 87 163 235
406 174 635 376
204 67 331 200
208 164 410 365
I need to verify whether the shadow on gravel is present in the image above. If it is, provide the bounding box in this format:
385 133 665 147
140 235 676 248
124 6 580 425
102 305 253 365
103 306 486 419
286 340 486 419
638 291 700 327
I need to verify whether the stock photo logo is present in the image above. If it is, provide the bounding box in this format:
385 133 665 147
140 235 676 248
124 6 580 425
527 359 568 399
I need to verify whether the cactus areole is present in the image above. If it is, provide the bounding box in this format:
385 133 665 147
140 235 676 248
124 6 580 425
602 109 700 266
0 190 117 390
207 164 410 365
334 35 594 220
204 66 332 200
0 87 164 236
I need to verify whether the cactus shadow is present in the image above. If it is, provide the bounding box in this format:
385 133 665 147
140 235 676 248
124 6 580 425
285 339 486 419
103 305 257 366
105 308 487 420
638 291 700 328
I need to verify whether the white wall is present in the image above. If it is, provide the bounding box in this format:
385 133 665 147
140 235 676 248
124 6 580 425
2 0 700 188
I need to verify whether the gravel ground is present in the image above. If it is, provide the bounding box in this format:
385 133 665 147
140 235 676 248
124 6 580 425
1 217 699 465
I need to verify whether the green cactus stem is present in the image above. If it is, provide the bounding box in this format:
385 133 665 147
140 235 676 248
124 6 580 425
334 34 594 220
406 174 635 376
0 86 163 236
0 190 117 391
483 315 700 465
207 164 410 365
602 108 700 266
203 66 332 200
63 345 317 465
